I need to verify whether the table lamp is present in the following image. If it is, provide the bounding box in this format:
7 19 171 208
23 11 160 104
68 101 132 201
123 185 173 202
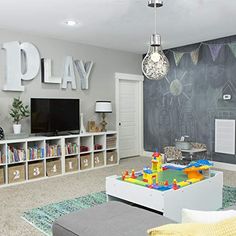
95 101 112 132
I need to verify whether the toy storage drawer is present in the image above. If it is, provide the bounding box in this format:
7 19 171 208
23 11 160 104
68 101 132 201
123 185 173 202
106 151 117 165
28 161 44 180
65 157 78 172
0 167 5 185
80 154 92 170
8 164 25 183
46 159 62 177
94 152 104 168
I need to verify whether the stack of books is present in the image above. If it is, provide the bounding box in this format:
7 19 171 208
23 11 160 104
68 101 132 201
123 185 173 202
65 142 79 155
46 144 61 157
7 146 26 163
27 146 44 160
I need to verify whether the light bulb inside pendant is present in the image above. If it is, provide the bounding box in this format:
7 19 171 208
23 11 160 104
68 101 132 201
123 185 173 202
142 34 169 80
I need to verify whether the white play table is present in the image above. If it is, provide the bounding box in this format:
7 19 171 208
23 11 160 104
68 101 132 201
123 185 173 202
106 169 223 222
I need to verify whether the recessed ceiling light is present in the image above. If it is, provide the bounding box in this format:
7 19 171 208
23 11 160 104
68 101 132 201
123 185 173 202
65 20 77 26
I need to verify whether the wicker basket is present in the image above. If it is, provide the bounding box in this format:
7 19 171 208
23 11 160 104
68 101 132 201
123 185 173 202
65 156 78 172
8 164 25 183
46 159 62 177
80 154 92 170
28 161 44 180
0 167 5 185
106 151 117 165
94 152 104 167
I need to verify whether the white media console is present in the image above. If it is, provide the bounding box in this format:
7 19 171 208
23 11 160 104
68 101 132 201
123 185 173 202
0 131 118 187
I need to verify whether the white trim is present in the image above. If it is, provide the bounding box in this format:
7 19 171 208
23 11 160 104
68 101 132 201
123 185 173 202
212 161 236 171
143 151 153 157
115 73 144 82
115 73 144 158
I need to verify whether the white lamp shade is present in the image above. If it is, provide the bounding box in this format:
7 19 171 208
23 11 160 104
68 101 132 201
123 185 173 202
95 101 112 113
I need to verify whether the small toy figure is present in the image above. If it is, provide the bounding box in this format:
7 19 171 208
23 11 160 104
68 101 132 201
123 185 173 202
164 180 169 186
151 148 163 173
172 179 178 190
131 169 137 179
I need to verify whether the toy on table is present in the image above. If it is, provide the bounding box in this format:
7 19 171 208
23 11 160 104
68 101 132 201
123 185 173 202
183 160 213 181
121 148 213 192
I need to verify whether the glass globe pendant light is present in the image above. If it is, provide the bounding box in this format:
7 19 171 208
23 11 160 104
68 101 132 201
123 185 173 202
142 0 169 80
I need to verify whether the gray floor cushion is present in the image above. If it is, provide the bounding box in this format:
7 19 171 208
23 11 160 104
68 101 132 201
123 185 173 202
52 201 174 236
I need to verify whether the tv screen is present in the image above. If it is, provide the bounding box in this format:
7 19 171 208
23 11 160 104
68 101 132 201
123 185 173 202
31 98 80 134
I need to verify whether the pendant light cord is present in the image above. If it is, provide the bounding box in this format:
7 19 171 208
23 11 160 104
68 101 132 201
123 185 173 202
154 0 157 34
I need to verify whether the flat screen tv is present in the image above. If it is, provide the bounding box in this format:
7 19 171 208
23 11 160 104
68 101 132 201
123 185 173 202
31 98 80 135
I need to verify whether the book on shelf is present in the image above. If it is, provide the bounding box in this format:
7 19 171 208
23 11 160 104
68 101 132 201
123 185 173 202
7 145 26 163
65 142 79 155
46 144 61 157
0 150 6 164
27 146 44 160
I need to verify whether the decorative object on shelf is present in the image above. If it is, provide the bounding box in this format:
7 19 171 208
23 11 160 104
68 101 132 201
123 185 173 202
80 113 86 134
95 101 112 132
0 127 4 140
9 97 30 134
142 0 169 80
94 144 103 150
88 121 96 132
80 145 89 152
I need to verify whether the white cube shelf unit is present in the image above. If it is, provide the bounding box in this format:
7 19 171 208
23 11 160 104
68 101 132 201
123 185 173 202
0 131 118 187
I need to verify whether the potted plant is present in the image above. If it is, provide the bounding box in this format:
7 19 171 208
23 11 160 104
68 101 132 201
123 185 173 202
9 97 30 134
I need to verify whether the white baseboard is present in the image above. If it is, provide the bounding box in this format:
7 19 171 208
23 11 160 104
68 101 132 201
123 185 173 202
212 161 236 171
143 151 153 157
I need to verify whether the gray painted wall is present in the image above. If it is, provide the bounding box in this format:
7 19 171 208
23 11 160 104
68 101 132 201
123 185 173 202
144 35 236 164
0 29 142 134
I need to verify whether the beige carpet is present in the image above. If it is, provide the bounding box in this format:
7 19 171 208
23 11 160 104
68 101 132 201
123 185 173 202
0 156 235 236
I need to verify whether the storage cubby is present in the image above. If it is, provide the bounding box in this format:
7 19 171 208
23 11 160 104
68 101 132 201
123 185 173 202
106 134 117 149
80 154 92 170
65 137 79 156
65 156 78 172
27 140 45 161
94 151 105 168
28 160 44 180
7 142 26 164
80 136 92 153
8 163 26 183
0 131 118 187
45 138 61 158
94 134 105 152
46 158 62 177
0 144 6 165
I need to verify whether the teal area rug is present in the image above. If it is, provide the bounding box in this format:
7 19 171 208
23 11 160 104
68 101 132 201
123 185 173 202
22 186 236 236
22 191 106 236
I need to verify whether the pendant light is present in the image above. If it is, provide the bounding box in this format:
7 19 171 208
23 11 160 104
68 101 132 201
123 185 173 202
142 0 169 80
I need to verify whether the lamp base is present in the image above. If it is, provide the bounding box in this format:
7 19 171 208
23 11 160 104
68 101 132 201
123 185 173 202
100 113 108 132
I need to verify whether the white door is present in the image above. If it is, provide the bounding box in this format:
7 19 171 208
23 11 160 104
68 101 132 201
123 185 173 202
117 77 143 159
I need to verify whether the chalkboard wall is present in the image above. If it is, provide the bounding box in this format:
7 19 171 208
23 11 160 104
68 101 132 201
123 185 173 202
144 35 236 164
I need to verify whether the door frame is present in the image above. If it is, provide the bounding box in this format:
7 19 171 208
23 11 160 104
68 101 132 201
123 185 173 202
115 72 144 158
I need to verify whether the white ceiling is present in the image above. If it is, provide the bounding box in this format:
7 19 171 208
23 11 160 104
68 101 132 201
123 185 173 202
0 0 236 53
